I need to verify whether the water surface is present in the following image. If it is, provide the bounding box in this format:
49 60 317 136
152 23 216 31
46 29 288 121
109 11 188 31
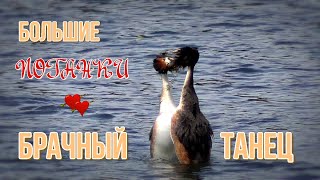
0 0 320 179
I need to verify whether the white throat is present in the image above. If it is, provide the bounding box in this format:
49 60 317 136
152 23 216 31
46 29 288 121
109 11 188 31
160 74 175 113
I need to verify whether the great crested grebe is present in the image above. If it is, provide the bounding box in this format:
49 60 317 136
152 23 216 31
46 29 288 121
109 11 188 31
152 47 213 164
149 53 178 160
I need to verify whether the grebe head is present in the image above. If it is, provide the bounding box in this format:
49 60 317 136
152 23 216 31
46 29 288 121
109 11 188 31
173 46 199 68
153 46 199 73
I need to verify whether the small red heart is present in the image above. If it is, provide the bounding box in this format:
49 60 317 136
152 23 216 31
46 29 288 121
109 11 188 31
75 101 89 116
65 94 81 110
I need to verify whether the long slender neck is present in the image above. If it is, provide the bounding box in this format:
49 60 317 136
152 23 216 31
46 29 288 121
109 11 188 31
160 73 175 113
179 66 199 111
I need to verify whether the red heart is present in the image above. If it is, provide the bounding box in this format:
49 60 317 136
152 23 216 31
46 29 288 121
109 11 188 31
65 94 81 110
75 101 89 116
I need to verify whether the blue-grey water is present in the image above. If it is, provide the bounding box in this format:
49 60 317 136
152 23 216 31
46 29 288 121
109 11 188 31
0 0 320 179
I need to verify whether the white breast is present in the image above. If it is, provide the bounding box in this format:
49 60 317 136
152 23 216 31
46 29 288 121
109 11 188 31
152 109 176 160
151 73 177 160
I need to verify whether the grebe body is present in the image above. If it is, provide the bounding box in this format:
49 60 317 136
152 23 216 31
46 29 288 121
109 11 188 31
170 47 213 164
149 72 177 160
150 47 212 164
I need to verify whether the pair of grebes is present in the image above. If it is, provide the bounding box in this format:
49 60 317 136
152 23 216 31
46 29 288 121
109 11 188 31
149 47 213 164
